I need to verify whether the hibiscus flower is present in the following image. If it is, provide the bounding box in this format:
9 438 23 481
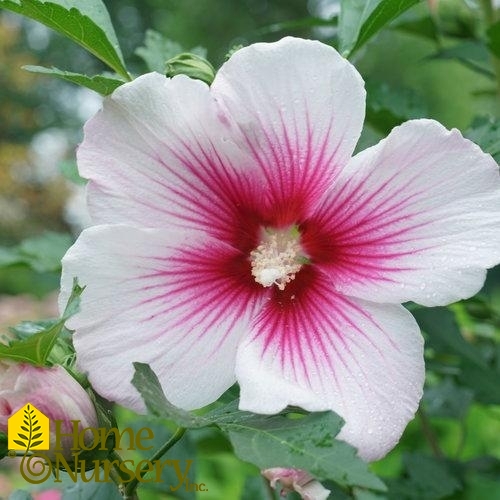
60 37 500 461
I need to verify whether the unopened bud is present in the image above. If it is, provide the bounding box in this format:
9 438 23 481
165 53 215 85
0 362 98 458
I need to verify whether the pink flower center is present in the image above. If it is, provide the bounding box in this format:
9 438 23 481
250 226 308 290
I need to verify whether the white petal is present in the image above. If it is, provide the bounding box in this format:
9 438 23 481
310 119 500 306
236 270 424 461
60 225 260 411
212 37 365 211
79 73 251 235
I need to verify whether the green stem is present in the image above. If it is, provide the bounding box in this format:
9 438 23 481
123 427 186 499
418 407 444 458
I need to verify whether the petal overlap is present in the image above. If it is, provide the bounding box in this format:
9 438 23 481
212 37 366 220
61 225 262 410
307 120 500 306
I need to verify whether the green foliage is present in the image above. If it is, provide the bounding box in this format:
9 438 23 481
0 279 82 365
61 482 123 500
129 419 197 500
386 453 461 499
429 42 496 80
135 29 207 73
0 431 8 460
0 0 129 79
219 410 385 492
0 318 64 365
0 232 72 273
339 0 419 58
366 81 427 133
23 65 124 95
131 363 385 493
465 116 500 164
487 20 500 59
59 160 87 186
131 362 209 428
423 378 473 419
240 476 271 500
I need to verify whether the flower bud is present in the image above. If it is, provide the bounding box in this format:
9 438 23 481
165 52 215 85
262 467 330 500
0 362 98 458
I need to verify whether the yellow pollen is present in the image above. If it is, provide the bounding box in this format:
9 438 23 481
250 232 303 291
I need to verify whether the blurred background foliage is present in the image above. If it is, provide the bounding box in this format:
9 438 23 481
1 0 500 499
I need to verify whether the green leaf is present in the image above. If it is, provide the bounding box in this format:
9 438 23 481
0 432 7 460
394 15 439 41
131 362 209 428
339 0 378 56
255 16 338 36
241 476 272 500
464 116 500 164
59 159 87 185
0 231 72 273
413 307 487 368
9 319 59 339
366 80 427 133
0 0 129 80
23 65 124 95
0 320 64 365
459 360 500 404
136 30 207 73
61 277 85 320
487 20 500 59
423 378 474 419
129 419 197 500
62 482 122 500
0 279 82 365
415 307 500 404
429 42 496 80
388 453 462 499
339 0 419 58
218 411 385 491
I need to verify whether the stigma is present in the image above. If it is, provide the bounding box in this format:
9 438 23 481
250 227 306 291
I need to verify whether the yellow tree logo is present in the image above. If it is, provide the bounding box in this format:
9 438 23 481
8 403 49 452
